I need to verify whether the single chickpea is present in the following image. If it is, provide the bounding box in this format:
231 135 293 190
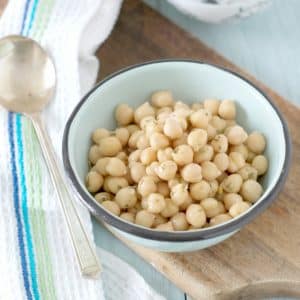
186 204 206 228
140 116 156 130
155 222 174 231
137 176 157 197
181 163 202 183
89 145 101 165
149 132 170 150
174 101 191 113
115 104 134 126
99 136 122 157
172 133 188 148
240 179 263 203
106 157 127 177
140 147 157 165
86 171 103 193
208 180 219 197
191 103 204 110
200 198 222 218
147 193 166 213
203 99 220 115
115 187 137 209
128 149 142 164
103 176 128 194
156 160 178 181
223 193 243 210
171 212 189 231
172 144 194 166
218 100 236 120
115 127 130 146
222 174 243 193
210 116 227 133
194 145 214 163
95 157 110 176
161 198 179 218
130 162 146 183
230 144 249 160
229 201 250 218
190 109 212 129
187 129 208 151
238 164 258 181
246 132 266 154
156 111 171 126
163 117 183 140
151 90 174 107
135 210 155 228
201 161 222 181
92 128 110 144
128 130 143 149
120 212 135 223
136 134 150 150
190 180 211 201
94 192 113 204
252 155 268 175
102 201 121 216
209 214 232 226
170 183 190 206
157 181 170 197
211 134 228 153
157 147 173 163
134 102 155 124
227 152 246 173
153 214 168 227
116 151 128 162
213 153 229 172
207 124 217 141
226 125 248 145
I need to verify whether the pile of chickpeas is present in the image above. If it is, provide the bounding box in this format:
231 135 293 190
85 91 268 231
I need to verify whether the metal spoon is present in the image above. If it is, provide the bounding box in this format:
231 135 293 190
0 35 100 277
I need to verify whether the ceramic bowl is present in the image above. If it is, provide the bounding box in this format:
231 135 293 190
62 60 291 252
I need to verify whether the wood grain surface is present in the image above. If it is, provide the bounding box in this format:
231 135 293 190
96 1 300 299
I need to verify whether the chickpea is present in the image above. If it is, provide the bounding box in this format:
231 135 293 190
163 117 183 139
174 101 190 113
116 151 128 162
152 214 168 227
156 107 173 116
128 149 142 164
99 136 122 157
157 147 173 163
211 134 228 153
134 102 155 124
240 179 263 203
120 212 135 223
94 192 113 204
147 193 166 213
187 129 208 151
172 144 194 166
230 144 248 160
140 116 156 130
210 116 227 133
247 150 256 163
92 128 110 144
190 109 212 129
200 198 222 218
126 124 140 135
128 130 143 149
181 163 202 183
178 194 193 211
136 134 150 150
95 157 110 176
106 157 127 177
145 122 163 138
156 111 171 126
226 125 248 145
172 133 188 148
115 127 130 146
238 164 258 181
140 147 157 165
103 176 128 194
201 161 222 181
190 180 211 201
157 181 170 197
171 183 189 206
171 212 189 231
246 132 266 154
149 132 170 150
115 104 134 126
146 161 160 179
229 201 250 217
222 174 243 193
86 171 103 193
89 145 101 165
115 187 137 209
156 222 174 231
151 90 174 107
168 175 182 189
213 153 229 172
130 162 146 183
191 103 204 110
209 214 232 226
186 204 206 228
218 100 236 120
206 124 217 141
227 152 246 173
208 180 219 197
156 160 178 180
137 176 157 197
176 116 188 131
223 193 243 210
135 210 155 228
161 198 179 218
194 145 214 163
252 155 268 176
102 201 120 216
203 99 220 115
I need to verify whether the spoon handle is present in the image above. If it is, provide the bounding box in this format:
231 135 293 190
28 112 101 277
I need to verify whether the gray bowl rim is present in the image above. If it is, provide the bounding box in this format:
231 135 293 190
62 59 292 242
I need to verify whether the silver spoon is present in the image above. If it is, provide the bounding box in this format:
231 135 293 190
0 35 100 277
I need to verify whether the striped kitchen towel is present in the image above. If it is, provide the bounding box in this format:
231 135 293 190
0 0 122 299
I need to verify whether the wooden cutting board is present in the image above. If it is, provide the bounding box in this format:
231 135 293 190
96 1 300 299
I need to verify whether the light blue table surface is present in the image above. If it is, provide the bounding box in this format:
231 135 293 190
93 1 299 299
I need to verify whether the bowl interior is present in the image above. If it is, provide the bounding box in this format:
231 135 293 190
66 61 286 226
